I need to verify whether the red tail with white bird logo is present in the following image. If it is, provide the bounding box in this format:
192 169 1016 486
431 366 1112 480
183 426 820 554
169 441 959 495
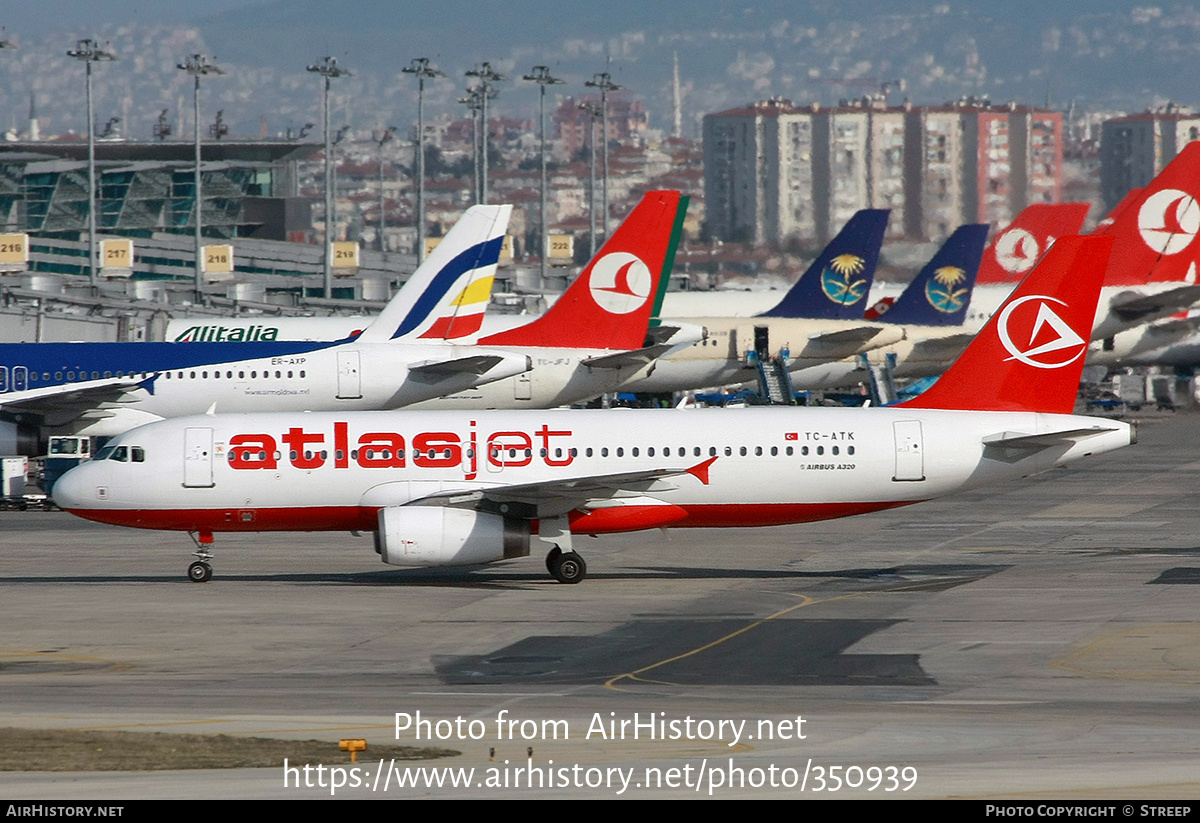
975 203 1091 285
901 234 1113 414
1093 141 1200 285
479 190 686 350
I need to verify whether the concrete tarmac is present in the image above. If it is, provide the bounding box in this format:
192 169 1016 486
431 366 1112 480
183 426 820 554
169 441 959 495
2 411 1199 799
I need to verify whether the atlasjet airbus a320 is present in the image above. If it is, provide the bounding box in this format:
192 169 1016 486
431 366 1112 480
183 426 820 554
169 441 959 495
54 235 1133 583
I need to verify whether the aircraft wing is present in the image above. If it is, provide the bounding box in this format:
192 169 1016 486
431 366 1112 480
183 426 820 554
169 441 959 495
1138 314 1200 343
0 377 154 426
905 332 976 363
1109 285 1200 323
402 458 717 519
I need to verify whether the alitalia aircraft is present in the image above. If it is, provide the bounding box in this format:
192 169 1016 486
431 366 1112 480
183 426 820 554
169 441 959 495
0 192 695 453
0 205 523 455
53 234 1132 584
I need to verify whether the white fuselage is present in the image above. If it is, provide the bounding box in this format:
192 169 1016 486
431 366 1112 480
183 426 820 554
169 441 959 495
54 407 1132 538
6 341 529 439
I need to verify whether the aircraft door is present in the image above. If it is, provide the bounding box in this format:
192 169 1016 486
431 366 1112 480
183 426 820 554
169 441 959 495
0 367 6 392
13 367 26 391
337 351 362 399
754 326 770 359
514 373 532 401
183 427 215 488
892 420 925 481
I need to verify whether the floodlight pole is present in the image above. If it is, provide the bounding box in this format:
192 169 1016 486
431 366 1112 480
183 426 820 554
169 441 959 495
465 62 505 205
177 54 224 300
307 56 352 298
523 66 564 281
577 101 602 257
375 127 395 252
67 39 116 290
402 58 443 263
585 72 621 242
458 89 483 205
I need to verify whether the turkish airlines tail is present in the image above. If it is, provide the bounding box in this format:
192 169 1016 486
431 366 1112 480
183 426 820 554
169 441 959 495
1094 141 1200 286
901 234 1113 414
356 204 512 343
480 190 687 350
975 203 1091 285
873 223 989 326
758 209 890 320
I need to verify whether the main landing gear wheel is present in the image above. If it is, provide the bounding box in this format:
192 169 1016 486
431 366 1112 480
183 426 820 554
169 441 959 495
549 550 586 584
188 561 213 583
545 546 562 575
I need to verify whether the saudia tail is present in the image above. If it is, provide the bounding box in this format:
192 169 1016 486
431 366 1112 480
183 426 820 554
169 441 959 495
876 223 988 326
900 235 1113 414
479 191 686 350
758 209 890 320
357 204 512 343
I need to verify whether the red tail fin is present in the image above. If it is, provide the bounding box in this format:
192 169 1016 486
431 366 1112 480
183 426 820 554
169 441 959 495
479 191 685 349
1094 142 1200 285
976 203 1091 285
901 235 1113 414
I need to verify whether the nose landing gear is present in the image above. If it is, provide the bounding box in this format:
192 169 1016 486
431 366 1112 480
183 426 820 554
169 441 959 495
187 531 214 582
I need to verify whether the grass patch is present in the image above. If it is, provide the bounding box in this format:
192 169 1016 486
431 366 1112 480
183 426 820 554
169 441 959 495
0 728 459 771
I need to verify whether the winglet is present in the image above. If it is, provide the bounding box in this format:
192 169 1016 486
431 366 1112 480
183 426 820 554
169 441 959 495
685 456 718 485
356 205 511 343
758 209 889 320
480 191 686 349
900 235 1113 414
137 374 157 395
877 224 988 326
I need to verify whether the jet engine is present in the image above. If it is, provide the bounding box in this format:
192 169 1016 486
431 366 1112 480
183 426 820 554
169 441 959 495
375 506 530 567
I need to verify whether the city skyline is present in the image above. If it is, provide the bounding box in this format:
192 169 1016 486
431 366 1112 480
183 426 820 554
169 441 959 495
2 2 1198 142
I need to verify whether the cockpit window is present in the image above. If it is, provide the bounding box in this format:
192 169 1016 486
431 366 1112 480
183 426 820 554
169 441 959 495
95 444 117 460
131 447 145 463
110 446 129 462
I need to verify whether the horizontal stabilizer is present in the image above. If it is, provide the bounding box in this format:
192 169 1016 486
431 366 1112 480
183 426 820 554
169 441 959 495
905 333 976 363
983 427 1122 449
1109 285 1200 323
581 344 674 370
408 355 521 377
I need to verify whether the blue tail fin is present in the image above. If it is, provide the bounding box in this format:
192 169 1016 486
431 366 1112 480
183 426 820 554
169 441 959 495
877 224 988 326
758 209 889 320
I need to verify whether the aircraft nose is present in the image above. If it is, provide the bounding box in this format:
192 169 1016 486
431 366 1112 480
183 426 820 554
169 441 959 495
52 463 101 510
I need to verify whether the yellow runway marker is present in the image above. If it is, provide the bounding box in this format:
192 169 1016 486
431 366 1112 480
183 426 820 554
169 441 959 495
606 578 955 692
